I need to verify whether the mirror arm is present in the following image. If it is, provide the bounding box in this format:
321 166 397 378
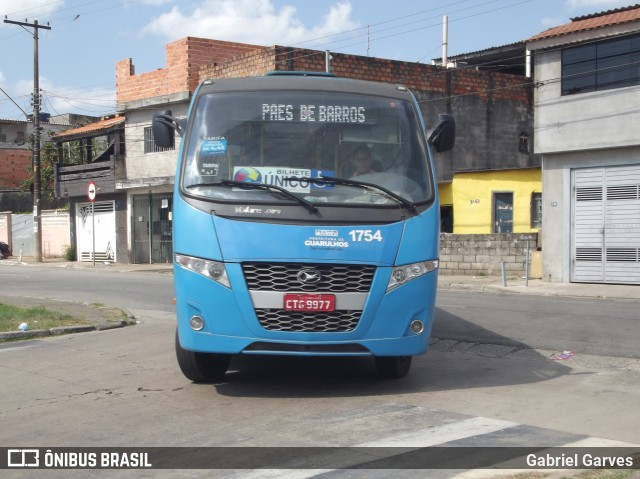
156 114 185 137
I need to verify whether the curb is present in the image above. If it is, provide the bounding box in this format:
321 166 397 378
0 320 136 342
438 282 640 302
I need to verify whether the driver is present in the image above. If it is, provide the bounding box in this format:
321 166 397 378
350 145 377 177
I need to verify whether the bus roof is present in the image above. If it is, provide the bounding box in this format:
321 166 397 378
196 73 413 100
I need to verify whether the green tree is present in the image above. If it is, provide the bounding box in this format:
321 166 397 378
21 130 107 201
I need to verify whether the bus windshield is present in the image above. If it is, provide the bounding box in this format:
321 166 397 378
181 91 433 206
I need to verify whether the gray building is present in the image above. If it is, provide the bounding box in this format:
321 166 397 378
529 5 640 283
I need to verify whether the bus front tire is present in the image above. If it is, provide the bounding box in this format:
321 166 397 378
175 330 231 382
375 355 412 379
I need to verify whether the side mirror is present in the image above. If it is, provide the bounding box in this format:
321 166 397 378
428 114 455 153
152 110 185 148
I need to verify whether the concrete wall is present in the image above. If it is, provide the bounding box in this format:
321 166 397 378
0 213 10 249
41 210 71 258
124 106 188 181
534 51 640 154
440 233 539 276
1 210 69 258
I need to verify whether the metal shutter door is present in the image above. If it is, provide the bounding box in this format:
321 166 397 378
572 168 604 282
604 166 640 283
572 165 640 284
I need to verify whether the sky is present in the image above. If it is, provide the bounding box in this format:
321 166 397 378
0 0 636 121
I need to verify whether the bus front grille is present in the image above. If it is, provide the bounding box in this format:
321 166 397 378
244 262 373 332
242 262 375 293
255 310 361 332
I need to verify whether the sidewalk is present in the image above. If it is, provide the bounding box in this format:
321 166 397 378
0 256 173 274
438 274 640 301
3 256 640 301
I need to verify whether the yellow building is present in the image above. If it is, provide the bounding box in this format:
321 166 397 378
438 168 541 234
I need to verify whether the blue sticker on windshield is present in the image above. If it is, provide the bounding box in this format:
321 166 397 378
310 169 334 189
200 137 227 155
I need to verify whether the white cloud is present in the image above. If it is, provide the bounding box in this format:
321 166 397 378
136 0 174 5
565 0 633 9
0 77 114 118
142 0 359 48
541 16 564 28
0 71 114 119
43 86 115 117
0 79 33 119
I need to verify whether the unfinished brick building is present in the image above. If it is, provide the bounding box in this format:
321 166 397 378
110 36 536 263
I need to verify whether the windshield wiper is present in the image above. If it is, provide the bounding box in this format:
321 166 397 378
187 180 318 214
284 175 416 212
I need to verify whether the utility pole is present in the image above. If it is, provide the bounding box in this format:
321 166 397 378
4 18 51 262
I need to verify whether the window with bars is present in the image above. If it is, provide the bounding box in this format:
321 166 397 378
531 192 542 229
562 33 640 95
144 126 174 153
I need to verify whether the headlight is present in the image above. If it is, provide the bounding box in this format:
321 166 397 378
175 254 231 288
386 259 438 292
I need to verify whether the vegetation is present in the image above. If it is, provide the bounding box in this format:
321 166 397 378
0 304 89 333
20 129 108 201
62 243 75 261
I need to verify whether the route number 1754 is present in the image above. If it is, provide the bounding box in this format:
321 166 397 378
348 229 383 242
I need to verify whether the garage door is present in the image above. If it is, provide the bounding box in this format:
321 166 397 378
572 165 640 284
76 201 116 263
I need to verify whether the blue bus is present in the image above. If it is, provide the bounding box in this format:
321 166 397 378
152 72 455 380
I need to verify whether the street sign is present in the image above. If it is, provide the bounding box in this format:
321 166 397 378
88 181 96 202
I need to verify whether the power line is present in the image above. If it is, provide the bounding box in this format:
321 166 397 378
0 87 30 117
5 0 629 121
0 0 538 119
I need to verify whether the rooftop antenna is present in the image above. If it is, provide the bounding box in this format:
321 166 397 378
367 25 370 57
442 15 449 68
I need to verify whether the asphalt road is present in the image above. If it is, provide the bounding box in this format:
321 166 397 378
433 291 640 359
0 264 175 313
0 263 637 358
1 263 639 477
2 311 639 478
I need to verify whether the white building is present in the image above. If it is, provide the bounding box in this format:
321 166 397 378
529 5 640 284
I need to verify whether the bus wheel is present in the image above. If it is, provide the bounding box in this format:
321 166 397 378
375 355 412 379
175 329 231 382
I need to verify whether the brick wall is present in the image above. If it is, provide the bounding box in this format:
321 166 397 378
0 149 31 188
200 46 276 79
116 38 264 105
118 38 531 106
440 233 539 276
262 47 528 103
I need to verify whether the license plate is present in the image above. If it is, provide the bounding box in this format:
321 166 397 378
283 293 335 312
